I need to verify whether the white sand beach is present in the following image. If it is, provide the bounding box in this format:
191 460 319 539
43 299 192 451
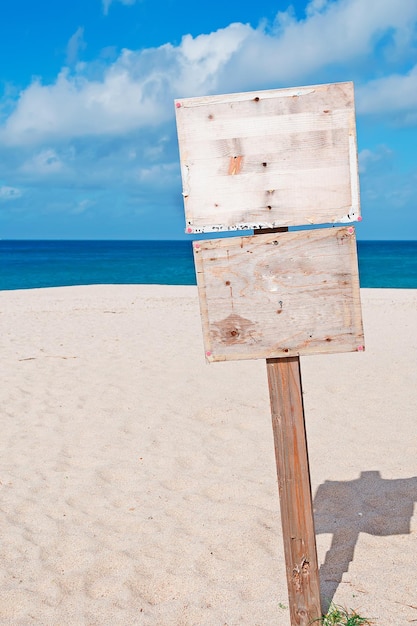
0 285 416 625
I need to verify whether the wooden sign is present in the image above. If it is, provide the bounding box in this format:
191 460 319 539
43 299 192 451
175 81 365 626
193 226 364 362
175 82 360 233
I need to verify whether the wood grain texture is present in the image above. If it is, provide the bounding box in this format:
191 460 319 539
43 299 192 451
266 357 321 625
194 226 364 362
175 82 361 233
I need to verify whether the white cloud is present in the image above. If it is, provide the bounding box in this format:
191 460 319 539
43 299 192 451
66 27 86 67
227 0 417 88
1 62 168 144
21 148 65 175
72 199 94 214
1 0 417 150
305 0 332 18
356 64 417 121
0 23 250 146
137 162 178 185
0 185 22 200
358 146 393 174
102 0 137 16
174 23 252 94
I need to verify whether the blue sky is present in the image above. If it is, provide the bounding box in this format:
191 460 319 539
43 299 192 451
0 0 416 240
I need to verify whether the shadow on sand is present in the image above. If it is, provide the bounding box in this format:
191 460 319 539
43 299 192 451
313 470 417 609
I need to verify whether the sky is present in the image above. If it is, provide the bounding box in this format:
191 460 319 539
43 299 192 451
0 0 417 240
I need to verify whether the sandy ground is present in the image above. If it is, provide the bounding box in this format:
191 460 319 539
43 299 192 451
0 285 416 625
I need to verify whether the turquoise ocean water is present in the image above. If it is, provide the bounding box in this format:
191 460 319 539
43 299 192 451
1 240 416 291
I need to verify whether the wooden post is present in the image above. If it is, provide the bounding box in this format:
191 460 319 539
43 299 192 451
266 357 321 625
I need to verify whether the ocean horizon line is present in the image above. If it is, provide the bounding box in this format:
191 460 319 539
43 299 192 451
1 239 416 291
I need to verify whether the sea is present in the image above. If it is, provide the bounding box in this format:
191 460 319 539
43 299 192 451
0 239 416 291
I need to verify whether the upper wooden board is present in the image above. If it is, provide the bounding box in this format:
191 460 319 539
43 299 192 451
193 226 364 362
175 82 361 233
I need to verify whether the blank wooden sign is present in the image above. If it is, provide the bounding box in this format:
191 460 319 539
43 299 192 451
194 227 364 362
175 82 360 233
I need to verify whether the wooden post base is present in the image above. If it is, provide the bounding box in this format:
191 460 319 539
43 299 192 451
266 356 321 625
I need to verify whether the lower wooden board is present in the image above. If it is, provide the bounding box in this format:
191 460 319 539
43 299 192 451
193 227 364 362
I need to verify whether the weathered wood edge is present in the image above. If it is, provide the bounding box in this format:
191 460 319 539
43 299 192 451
192 241 214 361
174 81 351 109
347 228 365 346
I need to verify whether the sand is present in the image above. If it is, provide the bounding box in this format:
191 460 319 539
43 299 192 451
0 285 416 625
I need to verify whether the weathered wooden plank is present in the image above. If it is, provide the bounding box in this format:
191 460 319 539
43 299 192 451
267 356 321 625
175 82 360 233
193 226 364 361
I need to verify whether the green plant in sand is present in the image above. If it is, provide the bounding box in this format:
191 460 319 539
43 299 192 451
314 603 373 625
